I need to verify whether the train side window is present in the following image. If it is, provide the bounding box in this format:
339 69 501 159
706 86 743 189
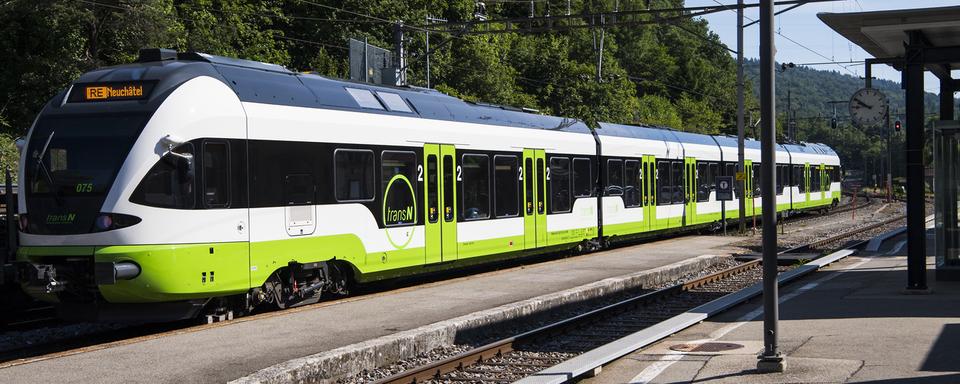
607 159 624 196
130 143 196 209
775 165 785 195
657 161 670 205
443 155 454 221
525 157 534 215
696 162 709 202
794 165 805 192
283 173 314 205
460 154 490 220
202 141 231 208
549 157 572 213
624 160 640 207
382 150 418 226
671 161 684 204
494 155 519 218
811 167 821 192
427 155 438 223
536 158 545 214
573 158 592 197
752 163 762 197
335 149 375 201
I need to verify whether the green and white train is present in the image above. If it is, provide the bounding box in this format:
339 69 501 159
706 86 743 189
16 50 841 321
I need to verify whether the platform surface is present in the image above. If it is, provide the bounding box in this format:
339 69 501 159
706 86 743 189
584 231 960 384
0 235 741 384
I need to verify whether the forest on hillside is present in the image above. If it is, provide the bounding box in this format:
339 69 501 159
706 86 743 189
0 0 940 184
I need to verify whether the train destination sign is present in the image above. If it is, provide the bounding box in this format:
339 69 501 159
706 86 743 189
67 82 155 103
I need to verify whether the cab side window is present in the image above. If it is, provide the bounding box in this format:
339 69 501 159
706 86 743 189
203 141 231 208
130 143 196 209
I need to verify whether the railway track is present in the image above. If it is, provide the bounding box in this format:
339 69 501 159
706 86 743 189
2 305 57 331
374 215 901 384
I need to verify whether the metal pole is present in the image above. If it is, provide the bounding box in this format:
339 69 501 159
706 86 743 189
363 37 369 83
5 168 14 263
394 22 406 86
904 30 927 291
425 16 430 88
886 105 892 202
757 0 784 372
737 0 746 233
722 201 727 236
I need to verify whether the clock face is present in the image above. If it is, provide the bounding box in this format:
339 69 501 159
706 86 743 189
849 88 888 127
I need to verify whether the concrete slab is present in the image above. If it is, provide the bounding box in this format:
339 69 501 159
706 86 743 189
584 234 960 384
0 235 742 384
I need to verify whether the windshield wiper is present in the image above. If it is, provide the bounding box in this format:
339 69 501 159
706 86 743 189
32 132 63 204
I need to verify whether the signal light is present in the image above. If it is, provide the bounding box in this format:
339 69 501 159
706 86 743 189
895 120 902 132
830 117 837 129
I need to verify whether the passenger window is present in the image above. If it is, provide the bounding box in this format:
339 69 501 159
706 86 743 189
202 141 230 208
549 157 572 213
657 161 671 205
672 161 684 204
753 163 762 197
494 155 519 218
573 158 592 197
624 160 640 207
427 155 438 223
776 165 785 195
382 151 418 226
794 165 806 192
283 173 314 205
696 162 709 202
130 143 196 209
536 158 545 214
443 155 454 221
460 154 490 220
607 159 624 196
335 149 375 201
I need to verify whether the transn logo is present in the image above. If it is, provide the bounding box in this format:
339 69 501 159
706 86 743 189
85 86 110 100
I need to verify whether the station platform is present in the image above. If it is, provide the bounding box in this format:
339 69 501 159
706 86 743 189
584 230 960 384
0 235 741 384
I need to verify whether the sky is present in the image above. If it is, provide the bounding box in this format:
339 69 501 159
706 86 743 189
687 0 960 95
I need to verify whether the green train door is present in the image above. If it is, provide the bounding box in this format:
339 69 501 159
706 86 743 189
684 157 697 225
642 155 653 231
744 159 754 217
522 149 547 249
642 155 657 231
425 144 457 263
441 145 458 261
424 144 441 264
819 164 826 201
804 163 811 204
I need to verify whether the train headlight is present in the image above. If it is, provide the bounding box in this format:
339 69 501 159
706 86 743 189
93 213 141 232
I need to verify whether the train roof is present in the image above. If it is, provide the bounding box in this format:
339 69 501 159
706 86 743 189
596 122 721 147
67 49 594 133
64 49 840 160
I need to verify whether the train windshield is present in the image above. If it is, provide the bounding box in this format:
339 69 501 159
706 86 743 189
23 114 146 234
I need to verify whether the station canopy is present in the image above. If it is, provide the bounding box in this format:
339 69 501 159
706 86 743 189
818 6 960 75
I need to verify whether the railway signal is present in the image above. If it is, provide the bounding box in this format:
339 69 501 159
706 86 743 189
895 120 902 132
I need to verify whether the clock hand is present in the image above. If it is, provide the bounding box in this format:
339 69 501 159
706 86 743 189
855 99 871 109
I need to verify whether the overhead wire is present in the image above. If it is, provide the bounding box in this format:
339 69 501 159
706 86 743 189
707 0 858 77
